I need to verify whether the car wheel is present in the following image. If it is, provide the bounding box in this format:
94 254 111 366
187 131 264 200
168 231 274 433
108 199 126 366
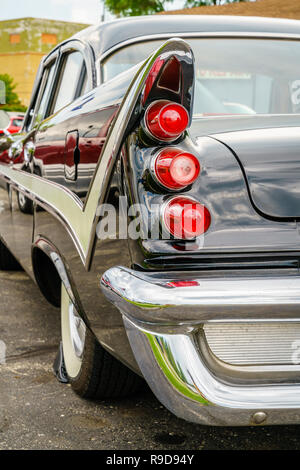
61 284 144 398
17 191 33 214
0 239 22 270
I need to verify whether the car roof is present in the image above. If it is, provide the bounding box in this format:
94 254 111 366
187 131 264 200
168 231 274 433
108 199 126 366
72 14 300 59
7 112 24 119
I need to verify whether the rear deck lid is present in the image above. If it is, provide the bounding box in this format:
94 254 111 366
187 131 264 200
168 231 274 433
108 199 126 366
209 125 300 220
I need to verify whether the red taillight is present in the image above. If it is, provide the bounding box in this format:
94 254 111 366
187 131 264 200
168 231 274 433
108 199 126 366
166 280 199 288
163 196 211 239
153 148 200 190
142 57 165 105
145 100 189 141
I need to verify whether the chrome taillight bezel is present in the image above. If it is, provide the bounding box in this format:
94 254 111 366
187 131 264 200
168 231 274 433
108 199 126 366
142 100 189 143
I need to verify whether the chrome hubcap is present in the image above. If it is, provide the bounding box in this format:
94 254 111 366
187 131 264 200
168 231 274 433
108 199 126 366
68 303 86 358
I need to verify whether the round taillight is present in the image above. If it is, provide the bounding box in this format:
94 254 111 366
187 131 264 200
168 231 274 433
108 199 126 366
153 148 200 190
163 196 211 239
145 100 189 141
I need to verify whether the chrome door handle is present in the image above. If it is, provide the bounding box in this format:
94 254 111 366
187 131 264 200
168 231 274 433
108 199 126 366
24 141 35 163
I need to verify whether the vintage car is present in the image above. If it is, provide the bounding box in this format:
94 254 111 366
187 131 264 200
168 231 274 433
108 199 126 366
6 112 24 134
1 15 300 426
0 112 24 137
0 113 24 175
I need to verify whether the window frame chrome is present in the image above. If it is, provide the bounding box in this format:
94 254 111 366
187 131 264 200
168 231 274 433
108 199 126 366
48 39 95 117
24 39 96 132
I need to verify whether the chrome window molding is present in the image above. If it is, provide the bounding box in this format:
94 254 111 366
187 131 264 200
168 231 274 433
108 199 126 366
96 31 300 86
31 62 57 129
58 39 96 92
0 39 193 270
24 39 96 132
23 58 46 132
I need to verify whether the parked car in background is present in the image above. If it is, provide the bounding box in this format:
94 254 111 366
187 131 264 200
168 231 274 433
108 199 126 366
0 110 10 137
0 111 24 137
0 15 300 426
6 112 24 134
0 111 25 186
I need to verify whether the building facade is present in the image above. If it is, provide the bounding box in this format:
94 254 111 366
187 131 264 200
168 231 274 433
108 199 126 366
0 18 89 107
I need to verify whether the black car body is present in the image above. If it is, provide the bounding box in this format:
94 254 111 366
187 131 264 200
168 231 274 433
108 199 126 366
1 15 300 426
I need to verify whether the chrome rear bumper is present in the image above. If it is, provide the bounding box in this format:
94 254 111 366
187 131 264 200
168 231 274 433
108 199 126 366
100 266 300 426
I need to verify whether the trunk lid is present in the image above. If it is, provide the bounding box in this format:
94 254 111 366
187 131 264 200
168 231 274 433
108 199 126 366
191 117 300 220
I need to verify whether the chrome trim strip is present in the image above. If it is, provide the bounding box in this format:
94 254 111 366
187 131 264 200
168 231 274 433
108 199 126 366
0 39 193 270
1 170 86 262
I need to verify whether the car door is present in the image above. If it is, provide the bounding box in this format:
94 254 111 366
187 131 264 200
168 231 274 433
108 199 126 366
33 42 92 194
7 44 91 273
0 52 61 275
1 38 114 275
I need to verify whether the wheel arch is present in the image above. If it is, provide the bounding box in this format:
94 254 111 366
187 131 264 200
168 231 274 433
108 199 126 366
31 236 85 318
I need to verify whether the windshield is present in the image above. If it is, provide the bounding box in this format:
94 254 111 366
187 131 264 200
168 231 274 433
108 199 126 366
102 38 300 116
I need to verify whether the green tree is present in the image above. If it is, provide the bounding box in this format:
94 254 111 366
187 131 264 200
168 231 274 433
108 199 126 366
105 0 249 15
0 74 26 112
105 0 168 16
184 0 246 7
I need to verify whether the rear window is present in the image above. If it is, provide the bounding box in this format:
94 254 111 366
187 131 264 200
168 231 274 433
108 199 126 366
12 118 23 127
102 38 300 116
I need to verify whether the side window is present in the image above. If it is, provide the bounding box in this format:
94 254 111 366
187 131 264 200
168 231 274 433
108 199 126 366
25 60 56 131
25 60 55 131
34 62 56 124
52 51 86 114
80 70 89 96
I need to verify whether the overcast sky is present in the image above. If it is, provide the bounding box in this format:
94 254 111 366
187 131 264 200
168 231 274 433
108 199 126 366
0 0 186 24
